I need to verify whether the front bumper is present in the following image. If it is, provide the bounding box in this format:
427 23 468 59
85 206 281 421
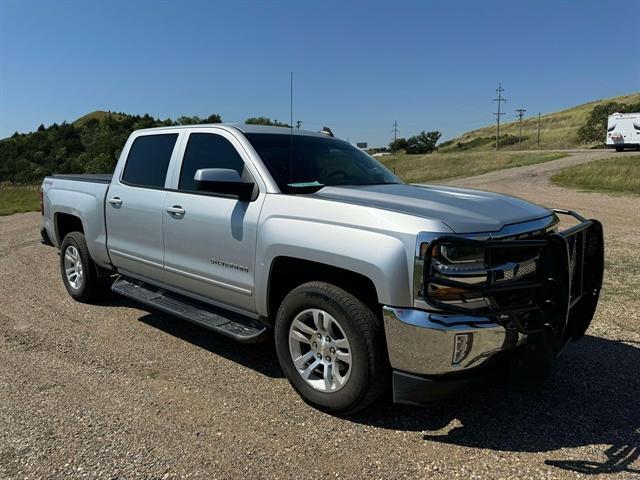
383 307 521 405
385 209 604 405
383 307 520 376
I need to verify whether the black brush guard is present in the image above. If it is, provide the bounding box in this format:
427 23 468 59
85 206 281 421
422 210 604 344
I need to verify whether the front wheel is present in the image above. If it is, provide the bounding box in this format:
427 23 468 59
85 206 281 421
274 281 389 414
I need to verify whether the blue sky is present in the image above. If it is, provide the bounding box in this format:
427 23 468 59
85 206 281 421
1 0 638 146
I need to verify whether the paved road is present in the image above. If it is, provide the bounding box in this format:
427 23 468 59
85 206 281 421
1 151 639 479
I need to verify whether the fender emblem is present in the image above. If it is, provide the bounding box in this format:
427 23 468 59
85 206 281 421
210 259 249 273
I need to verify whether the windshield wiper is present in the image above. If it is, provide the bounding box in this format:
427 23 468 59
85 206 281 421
286 181 325 194
362 181 402 186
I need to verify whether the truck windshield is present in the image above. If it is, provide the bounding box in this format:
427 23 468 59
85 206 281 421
245 133 402 193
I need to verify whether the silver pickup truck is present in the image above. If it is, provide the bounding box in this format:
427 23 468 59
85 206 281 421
41 124 604 413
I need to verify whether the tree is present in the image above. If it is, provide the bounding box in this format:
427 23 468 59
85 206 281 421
405 131 442 154
245 116 290 128
0 110 228 183
205 113 222 123
388 138 408 152
177 116 203 125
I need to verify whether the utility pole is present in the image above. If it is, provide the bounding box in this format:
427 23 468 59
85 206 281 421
515 108 526 144
392 120 399 142
537 112 541 147
493 83 506 150
295 120 302 129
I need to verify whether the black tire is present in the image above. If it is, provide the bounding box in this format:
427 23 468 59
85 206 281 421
59 231 109 303
615 147 623 152
274 281 389 414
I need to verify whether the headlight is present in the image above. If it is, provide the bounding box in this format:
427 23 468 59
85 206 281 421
417 238 540 311
439 245 485 265
415 241 489 308
418 241 491 308
420 243 486 274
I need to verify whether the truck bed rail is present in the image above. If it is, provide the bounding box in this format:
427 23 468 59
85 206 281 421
49 174 113 183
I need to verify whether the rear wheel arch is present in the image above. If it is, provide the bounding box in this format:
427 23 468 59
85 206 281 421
59 231 110 302
55 212 85 244
55 212 111 278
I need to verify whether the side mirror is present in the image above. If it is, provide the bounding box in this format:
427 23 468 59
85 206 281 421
193 168 255 200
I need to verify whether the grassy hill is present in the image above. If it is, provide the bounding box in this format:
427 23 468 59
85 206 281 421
72 110 129 128
439 92 640 152
0 111 185 184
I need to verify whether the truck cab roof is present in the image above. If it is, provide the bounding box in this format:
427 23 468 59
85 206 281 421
134 123 329 138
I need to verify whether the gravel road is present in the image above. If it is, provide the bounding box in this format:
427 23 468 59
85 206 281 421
1 150 639 479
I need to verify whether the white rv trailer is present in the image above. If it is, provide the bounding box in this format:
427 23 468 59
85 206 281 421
606 112 640 151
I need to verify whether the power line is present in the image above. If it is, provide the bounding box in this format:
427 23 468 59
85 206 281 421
493 83 506 150
515 108 526 144
392 120 399 142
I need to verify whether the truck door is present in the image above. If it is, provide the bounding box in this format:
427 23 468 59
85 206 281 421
162 129 265 314
105 131 180 283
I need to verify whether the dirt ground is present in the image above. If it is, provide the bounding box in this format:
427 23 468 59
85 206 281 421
1 151 639 479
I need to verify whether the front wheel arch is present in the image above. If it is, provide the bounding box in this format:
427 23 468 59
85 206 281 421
266 256 381 323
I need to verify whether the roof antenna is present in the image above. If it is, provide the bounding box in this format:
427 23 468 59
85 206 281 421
289 71 294 190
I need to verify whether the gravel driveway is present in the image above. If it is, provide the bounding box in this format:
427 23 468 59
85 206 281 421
1 151 639 479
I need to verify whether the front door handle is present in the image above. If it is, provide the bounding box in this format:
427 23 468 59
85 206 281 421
166 205 185 216
107 197 122 207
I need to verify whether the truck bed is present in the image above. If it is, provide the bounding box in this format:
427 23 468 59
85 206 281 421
42 173 112 268
50 173 113 183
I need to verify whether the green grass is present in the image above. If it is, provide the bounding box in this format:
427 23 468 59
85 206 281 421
379 151 567 183
439 91 640 152
0 184 40 216
551 156 640 194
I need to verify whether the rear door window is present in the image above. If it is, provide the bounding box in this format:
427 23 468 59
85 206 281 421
121 133 178 188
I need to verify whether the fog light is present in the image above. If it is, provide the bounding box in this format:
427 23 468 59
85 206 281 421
452 333 473 365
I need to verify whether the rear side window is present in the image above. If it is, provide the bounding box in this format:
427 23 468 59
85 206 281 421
122 133 178 188
179 133 246 191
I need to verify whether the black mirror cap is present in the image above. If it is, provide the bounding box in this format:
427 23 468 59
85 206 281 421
195 179 255 200
193 168 257 201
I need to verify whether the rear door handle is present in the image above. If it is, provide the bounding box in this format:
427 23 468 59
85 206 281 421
107 197 122 207
166 205 185 216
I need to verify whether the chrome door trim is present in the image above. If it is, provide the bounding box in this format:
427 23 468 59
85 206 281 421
164 265 252 296
109 249 164 269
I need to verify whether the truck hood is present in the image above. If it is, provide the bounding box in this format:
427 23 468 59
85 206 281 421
313 183 552 233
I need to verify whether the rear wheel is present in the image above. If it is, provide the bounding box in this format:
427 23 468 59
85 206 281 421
615 146 623 152
274 281 389 414
60 231 110 302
